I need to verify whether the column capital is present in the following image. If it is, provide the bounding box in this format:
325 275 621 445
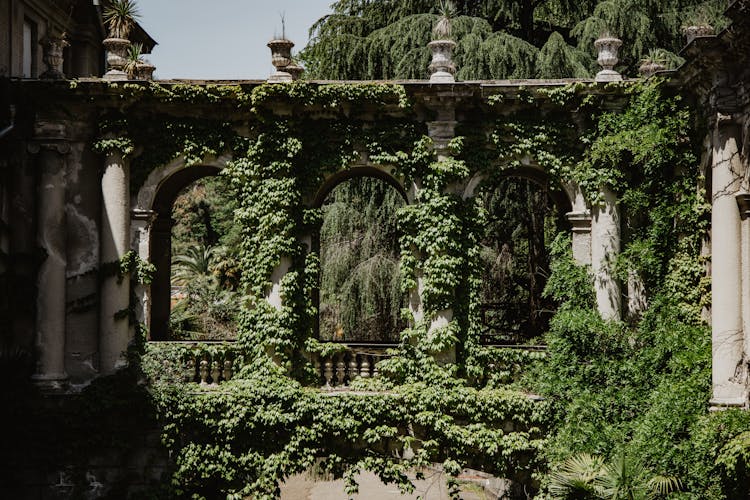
565 210 592 233
736 192 750 219
131 209 157 223
715 111 740 129
27 120 71 155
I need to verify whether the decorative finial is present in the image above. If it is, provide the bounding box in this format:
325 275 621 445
267 37 294 83
594 34 623 82
428 1 457 83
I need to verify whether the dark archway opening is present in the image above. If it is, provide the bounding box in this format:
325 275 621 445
478 173 569 344
149 166 225 340
316 175 408 343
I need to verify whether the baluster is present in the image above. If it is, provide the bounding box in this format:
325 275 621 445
210 356 221 385
348 354 358 383
223 359 233 381
314 356 322 386
372 358 379 378
335 355 346 386
199 358 209 385
184 356 196 382
359 355 371 378
323 358 334 388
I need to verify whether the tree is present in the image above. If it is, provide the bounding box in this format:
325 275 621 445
319 176 406 342
302 0 728 80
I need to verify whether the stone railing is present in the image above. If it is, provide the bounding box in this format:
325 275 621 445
148 340 399 387
312 342 398 389
146 341 239 386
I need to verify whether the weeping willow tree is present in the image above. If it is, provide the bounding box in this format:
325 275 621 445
319 177 406 342
479 177 565 344
302 0 728 80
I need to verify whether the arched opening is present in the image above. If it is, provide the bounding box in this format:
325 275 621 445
316 174 408 343
149 165 240 340
477 170 570 344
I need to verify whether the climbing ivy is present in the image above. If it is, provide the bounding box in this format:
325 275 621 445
75 78 746 498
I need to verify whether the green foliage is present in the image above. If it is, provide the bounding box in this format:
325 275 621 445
82 79 737 499
103 0 140 39
303 0 726 80
142 355 549 499
319 177 406 341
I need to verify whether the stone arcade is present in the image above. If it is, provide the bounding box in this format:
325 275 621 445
3 0 750 496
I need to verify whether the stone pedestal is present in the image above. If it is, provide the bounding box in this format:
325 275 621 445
99 148 131 374
591 187 621 320
565 210 592 265
28 124 70 387
710 115 746 407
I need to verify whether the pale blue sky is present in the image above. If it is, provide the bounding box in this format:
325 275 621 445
137 1 333 80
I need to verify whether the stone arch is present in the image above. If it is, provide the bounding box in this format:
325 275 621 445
309 167 409 343
131 154 232 340
462 164 575 216
311 166 409 208
467 163 580 344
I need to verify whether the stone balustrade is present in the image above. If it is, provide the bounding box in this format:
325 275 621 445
182 348 235 385
312 342 397 389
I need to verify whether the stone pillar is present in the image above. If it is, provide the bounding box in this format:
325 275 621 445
710 114 746 407
737 193 750 397
565 210 592 265
99 147 131 374
266 257 292 310
131 209 156 328
28 122 70 386
591 187 621 320
425 110 458 363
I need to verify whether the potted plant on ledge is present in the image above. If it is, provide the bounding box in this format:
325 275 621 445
428 0 457 83
124 42 155 81
102 0 140 80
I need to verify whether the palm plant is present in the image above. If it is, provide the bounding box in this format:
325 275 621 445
548 452 681 500
103 0 140 39
172 244 221 287
548 453 605 498
123 42 143 78
433 0 456 39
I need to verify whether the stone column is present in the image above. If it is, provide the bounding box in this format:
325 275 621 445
710 114 746 407
131 209 156 328
591 187 621 320
425 112 458 363
28 122 70 386
737 193 750 396
565 210 592 265
266 257 292 310
99 147 131 374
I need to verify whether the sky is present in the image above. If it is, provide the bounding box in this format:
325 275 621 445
137 1 333 80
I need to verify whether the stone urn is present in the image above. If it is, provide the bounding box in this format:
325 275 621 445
267 38 294 82
682 24 714 45
638 60 666 78
594 35 623 82
39 35 69 80
428 39 456 83
135 61 156 81
103 37 131 80
285 62 304 81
